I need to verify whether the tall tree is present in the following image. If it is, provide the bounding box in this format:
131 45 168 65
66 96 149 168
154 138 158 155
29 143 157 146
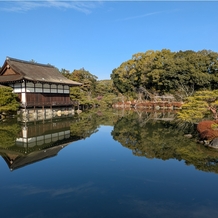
64 68 98 107
111 49 218 100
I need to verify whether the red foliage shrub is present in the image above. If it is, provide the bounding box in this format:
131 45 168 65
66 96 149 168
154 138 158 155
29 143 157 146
197 120 218 140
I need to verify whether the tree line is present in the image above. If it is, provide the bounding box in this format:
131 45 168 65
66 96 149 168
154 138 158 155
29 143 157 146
59 49 218 122
60 68 119 108
1 49 218 122
111 49 218 100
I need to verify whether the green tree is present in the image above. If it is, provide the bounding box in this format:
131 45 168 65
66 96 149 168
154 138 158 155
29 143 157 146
111 49 218 100
61 68 120 108
95 80 118 96
61 68 98 108
94 80 119 107
0 86 19 115
177 90 218 122
70 68 98 97
111 58 140 97
60 68 71 78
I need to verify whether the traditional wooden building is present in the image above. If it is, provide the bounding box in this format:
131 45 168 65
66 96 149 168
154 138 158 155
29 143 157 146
0 57 82 109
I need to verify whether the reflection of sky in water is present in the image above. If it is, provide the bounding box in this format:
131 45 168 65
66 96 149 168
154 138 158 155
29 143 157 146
1 125 218 218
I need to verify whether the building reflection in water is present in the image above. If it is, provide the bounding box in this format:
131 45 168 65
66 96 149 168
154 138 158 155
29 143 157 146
0 118 80 171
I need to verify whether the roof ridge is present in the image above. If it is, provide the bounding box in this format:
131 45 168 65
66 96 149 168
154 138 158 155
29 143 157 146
6 56 54 68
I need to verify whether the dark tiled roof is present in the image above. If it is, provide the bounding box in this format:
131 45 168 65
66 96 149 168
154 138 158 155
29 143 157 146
0 74 23 83
0 57 82 86
0 144 65 171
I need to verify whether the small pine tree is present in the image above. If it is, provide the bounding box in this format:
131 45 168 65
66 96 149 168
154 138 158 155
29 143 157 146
177 90 218 122
0 86 20 114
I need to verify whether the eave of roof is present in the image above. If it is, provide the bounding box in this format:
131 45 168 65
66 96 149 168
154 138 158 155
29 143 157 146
0 57 82 86
0 75 23 83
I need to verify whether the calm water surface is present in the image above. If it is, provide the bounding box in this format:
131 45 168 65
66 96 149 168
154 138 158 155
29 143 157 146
1 110 218 218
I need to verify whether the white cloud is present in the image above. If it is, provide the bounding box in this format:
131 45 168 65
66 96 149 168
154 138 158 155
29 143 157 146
117 11 162 21
0 0 100 14
116 9 180 22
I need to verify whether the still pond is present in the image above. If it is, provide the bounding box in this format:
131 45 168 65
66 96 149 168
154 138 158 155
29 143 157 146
1 109 218 218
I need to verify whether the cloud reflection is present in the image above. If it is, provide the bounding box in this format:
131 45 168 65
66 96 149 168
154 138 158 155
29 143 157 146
118 197 218 218
4 181 96 198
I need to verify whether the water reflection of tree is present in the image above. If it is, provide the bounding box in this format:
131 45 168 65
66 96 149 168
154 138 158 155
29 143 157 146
70 108 119 138
0 109 119 152
3 110 218 174
111 112 218 174
0 120 21 148
0 111 118 170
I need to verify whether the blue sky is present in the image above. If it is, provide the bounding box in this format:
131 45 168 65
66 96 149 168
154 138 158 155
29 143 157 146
1 1 218 80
